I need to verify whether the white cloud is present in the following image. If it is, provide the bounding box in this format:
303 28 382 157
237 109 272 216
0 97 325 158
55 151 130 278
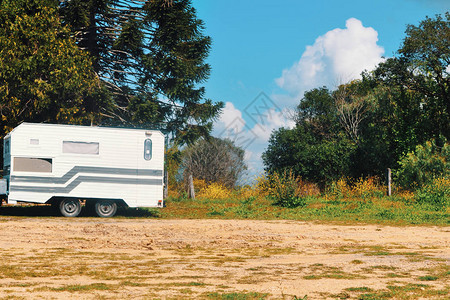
214 101 244 134
276 18 385 101
213 104 294 178
250 108 295 141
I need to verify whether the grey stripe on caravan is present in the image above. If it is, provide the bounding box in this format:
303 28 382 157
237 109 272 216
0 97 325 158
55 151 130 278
10 166 163 183
10 176 162 193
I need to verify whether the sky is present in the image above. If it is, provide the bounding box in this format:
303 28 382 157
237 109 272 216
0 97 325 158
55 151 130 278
191 0 449 181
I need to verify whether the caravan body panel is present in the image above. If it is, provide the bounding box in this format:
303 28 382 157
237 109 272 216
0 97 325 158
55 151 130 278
4 123 164 207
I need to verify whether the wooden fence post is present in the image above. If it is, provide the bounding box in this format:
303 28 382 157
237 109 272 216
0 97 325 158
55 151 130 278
188 174 195 199
386 168 392 196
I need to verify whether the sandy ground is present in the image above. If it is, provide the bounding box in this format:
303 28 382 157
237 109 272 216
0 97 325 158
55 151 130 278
0 216 448 299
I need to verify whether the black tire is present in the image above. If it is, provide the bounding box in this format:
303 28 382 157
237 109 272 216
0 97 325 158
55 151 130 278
94 200 117 218
59 198 81 217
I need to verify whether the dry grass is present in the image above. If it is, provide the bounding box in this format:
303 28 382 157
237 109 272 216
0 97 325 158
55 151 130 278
0 218 448 299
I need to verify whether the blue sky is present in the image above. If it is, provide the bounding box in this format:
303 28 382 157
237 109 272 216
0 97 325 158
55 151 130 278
191 0 449 179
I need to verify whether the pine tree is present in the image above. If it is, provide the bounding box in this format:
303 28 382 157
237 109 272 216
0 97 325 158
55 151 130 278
59 0 223 144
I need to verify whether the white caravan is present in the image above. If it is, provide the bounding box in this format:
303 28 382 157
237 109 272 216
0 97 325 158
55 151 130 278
1 123 164 217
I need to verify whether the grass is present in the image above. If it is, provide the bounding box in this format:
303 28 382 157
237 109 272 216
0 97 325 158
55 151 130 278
418 275 438 281
150 194 450 226
206 292 269 300
345 287 373 292
360 283 449 299
50 283 111 292
1 186 448 226
302 265 365 280
152 175 449 225
339 283 449 299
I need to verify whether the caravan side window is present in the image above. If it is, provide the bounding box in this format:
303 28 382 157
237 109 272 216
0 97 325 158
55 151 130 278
14 157 52 173
144 139 152 160
63 141 99 155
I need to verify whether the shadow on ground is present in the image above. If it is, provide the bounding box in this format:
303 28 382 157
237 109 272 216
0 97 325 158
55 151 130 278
0 205 160 218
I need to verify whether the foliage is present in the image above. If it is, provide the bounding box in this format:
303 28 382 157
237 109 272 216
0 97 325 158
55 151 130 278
398 12 450 139
263 123 356 187
294 86 339 136
267 170 308 208
181 137 247 189
415 177 450 210
333 80 375 143
395 139 449 190
165 145 182 194
196 181 231 200
328 178 351 199
350 77 425 177
0 0 108 135
263 87 356 185
59 0 223 144
253 173 273 198
352 177 385 199
328 177 385 200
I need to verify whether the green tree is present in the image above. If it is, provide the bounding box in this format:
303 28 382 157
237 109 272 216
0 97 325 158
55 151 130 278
396 138 449 190
263 88 356 186
356 13 449 175
397 13 449 139
180 137 247 189
350 71 426 177
0 0 108 134
295 87 339 138
59 0 223 144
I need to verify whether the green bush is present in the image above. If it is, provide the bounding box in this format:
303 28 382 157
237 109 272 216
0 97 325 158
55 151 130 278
268 170 307 208
415 177 449 210
395 139 449 190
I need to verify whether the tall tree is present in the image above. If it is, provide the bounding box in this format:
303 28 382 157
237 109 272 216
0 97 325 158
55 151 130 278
397 13 449 139
0 0 108 134
181 137 247 189
59 0 223 144
263 87 355 186
333 80 375 144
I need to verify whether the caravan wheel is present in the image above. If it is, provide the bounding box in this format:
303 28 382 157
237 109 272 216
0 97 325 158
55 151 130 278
94 200 117 218
59 198 81 217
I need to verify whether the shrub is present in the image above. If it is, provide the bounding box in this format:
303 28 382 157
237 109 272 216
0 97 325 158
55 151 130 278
328 178 351 199
254 173 272 197
352 177 385 199
197 181 231 200
235 185 259 200
415 177 449 210
327 177 385 200
193 178 208 195
268 170 309 208
395 139 449 190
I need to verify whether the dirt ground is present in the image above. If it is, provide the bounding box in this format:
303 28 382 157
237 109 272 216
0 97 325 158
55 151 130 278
0 216 448 299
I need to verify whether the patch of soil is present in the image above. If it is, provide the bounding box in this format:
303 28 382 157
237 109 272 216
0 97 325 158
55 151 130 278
0 218 448 299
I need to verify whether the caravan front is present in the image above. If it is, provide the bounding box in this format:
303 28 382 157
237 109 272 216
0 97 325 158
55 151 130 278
3 123 164 217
